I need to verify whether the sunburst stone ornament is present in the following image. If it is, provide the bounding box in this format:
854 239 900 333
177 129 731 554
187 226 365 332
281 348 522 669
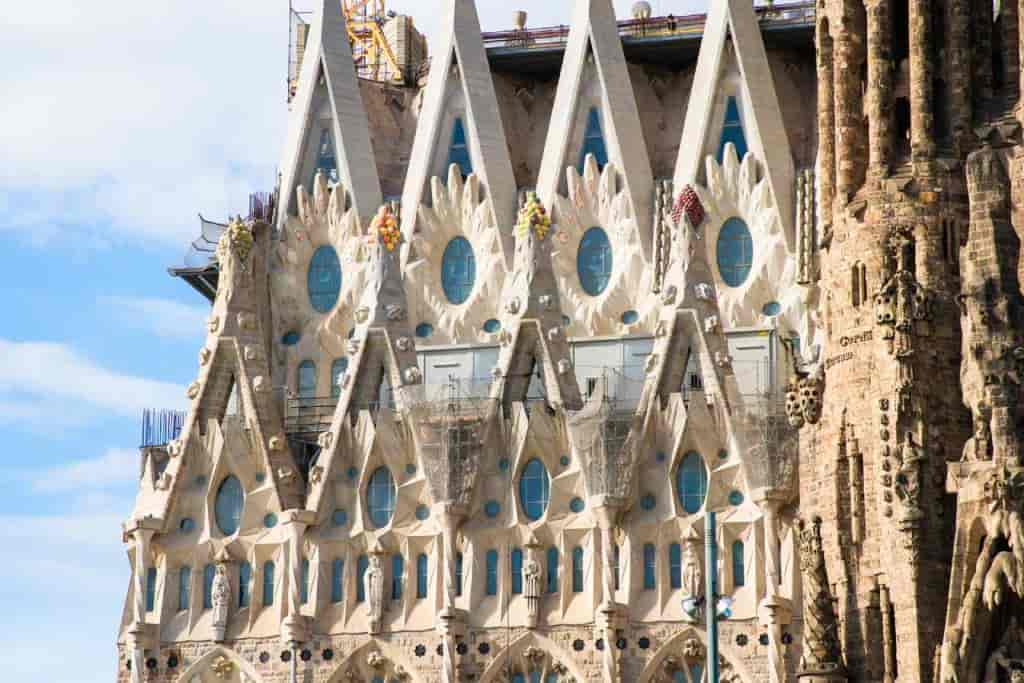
217 216 254 264
372 205 402 252
517 192 551 241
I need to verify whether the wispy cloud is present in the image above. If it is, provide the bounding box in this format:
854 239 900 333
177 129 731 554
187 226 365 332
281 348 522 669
100 295 208 342
31 447 140 493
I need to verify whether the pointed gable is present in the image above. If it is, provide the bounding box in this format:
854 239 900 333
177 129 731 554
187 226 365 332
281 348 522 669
674 0 795 242
278 0 382 227
400 0 517 260
536 0 654 257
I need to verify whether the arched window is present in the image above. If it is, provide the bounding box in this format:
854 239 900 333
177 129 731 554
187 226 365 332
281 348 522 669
612 545 620 591
262 561 275 606
546 546 560 594
145 567 157 613
178 567 192 612
732 540 746 588
669 543 682 589
511 548 524 595
485 550 499 596
578 107 609 173
676 452 709 514
441 236 476 305
392 554 404 601
214 475 244 536
851 262 868 307
310 127 339 188
448 117 473 177
643 543 656 590
239 562 251 608
300 558 310 605
455 552 464 597
308 245 342 313
367 467 396 528
356 555 369 602
716 218 753 287
416 554 429 599
331 558 344 603
718 96 748 162
297 360 317 399
331 358 348 399
572 547 584 593
577 227 613 296
203 564 216 609
519 459 550 521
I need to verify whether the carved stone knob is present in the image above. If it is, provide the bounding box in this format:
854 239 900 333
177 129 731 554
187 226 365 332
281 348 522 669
199 348 212 365
404 367 423 384
207 316 220 333
187 382 201 399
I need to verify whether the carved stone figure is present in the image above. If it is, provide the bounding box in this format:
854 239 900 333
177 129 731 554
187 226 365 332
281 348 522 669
963 408 994 462
894 432 925 521
366 554 385 634
211 563 232 641
523 557 542 625
681 529 703 604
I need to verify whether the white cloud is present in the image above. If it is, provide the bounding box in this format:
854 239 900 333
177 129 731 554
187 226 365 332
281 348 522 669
32 447 140 493
101 295 208 341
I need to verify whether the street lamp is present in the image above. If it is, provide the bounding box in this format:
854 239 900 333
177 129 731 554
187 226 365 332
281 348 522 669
678 511 729 683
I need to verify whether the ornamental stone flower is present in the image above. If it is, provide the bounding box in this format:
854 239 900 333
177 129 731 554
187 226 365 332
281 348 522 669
217 217 254 264
516 192 552 241
371 205 402 252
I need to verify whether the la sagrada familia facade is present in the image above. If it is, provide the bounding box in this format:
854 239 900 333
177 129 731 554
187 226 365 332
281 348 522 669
116 0 1024 681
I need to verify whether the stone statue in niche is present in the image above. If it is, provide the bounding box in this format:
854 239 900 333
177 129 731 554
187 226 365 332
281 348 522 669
895 432 926 521
366 554 385 634
681 529 703 608
963 407 994 462
523 557 542 625
211 563 232 642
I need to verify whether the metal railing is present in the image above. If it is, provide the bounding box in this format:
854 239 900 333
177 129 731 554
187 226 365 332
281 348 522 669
140 409 186 448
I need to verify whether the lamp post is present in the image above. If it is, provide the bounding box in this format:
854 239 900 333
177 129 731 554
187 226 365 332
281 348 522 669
681 511 733 683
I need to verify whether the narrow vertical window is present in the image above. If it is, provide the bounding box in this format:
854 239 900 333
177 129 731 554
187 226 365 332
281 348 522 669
331 559 344 604
416 554 429 599
392 554 404 601
643 544 656 590
519 459 551 521
669 543 682 590
612 545 620 591
677 452 709 514
298 360 317 399
367 467 397 528
732 540 746 588
357 555 369 603
310 127 339 187
145 567 157 613
300 558 310 605
203 564 215 609
455 552 464 597
511 548 523 595
546 546 559 594
262 561 275 606
572 547 584 593
578 107 609 173
239 562 251 608
178 566 192 612
718 96 748 162
447 118 473 177
214 475 244 536
485 550 498 596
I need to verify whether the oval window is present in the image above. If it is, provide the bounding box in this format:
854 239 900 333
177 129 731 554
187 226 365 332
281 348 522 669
716 218 753 287
214 475 244 536
366 467 396 528
441 237 476 304
519 459 550 521
676 452 708 514
307 245 342 313
577 227 613 296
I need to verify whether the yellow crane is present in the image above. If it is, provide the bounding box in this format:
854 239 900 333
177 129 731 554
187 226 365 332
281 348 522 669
342 0 405 83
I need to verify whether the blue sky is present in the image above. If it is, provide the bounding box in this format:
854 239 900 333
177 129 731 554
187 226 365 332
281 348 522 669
0 1 706 680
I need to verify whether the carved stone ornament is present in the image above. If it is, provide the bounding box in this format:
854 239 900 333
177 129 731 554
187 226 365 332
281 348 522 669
557 359 571 376
155 473 173 491
704 315 720 333
347 339 361 355
523 557 542 625
662 285 678 306
210 561 232 641
253 376 269 393
694 283 715 301
396 337 412 352
236 312 256 331
187 382 201 399
894 431 926 522
207 316 220 334
366 555 385 634
962 406 994 462
682 638 705 660
506 297 522 315
277 466 295 484
355 307 369 323
646 354 659 374
797 517 845 676
268 435 285 451
367 651 386 669
404 366 423 384
524 646 545 664
199 348 212 365
318 431 333 450
385 304 406 321
244 346 259 361
548 327 562 341
167 440 183 458
538 294 554 310
211 656 235 679
715 351 732 369
785 371 824 428
309 466 324 485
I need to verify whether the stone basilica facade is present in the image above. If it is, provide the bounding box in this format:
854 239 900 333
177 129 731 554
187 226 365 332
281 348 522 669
116 0 1024 682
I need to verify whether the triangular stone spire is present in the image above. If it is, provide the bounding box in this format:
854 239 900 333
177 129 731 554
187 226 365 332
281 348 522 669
673 0 795 241
400 0 517 263
536 0 654 257
490 196 583 415
278 0 382 226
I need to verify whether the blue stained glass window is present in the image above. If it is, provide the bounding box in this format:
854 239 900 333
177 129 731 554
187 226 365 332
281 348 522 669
455 552 464 597
511 548 523 595
729 490 745 506
367 467 396 528
484 500 501 518
690 663 705 683
145 567 157 613
612 545 620 591
531 673 543 683
178 567 191 611
331 358 348 399
519 459 550 521
577 227 613 296
308 245 342 313
512 674 526 683
448 118 473 178
578 107 609 173
417 554 429 599
239 562 251 608
203 564 215 609
214 475 244 536
282 331 301 346
546 673 559 683
716 217 754 287
331 558 344 603
643 544 656 590
763 301 782 317
718 96 749 162
485 550 498 596
572 547 584 593
392 554 404 601
677 452 709 514
483 318 501 334
415 505 430 521
621 310 639 325
674 671 687 683
373 677 385 683
732 540 746 588
300 558 310 605
263 561 275 606
547 547 559 594
332 509 348 526
263 513 278 529
669 543 682 590
356 555 369 602
569 497 585 513
415 322 434 338
441 237 476 305
311 127 339 188
298 360 317 399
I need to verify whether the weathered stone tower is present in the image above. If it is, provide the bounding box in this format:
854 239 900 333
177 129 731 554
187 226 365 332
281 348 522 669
804 1 1024 682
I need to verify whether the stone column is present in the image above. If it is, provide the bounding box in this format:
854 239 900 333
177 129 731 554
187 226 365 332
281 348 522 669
974 0 995 108
435 503 466 683
948 0 972 153
833 4 866 201
817 14 837 225
280 510 314 647
908 0 934 164
866 0 892 177
593 502 621 683
878 582 895 683
756 494 793 683
124 519 159 683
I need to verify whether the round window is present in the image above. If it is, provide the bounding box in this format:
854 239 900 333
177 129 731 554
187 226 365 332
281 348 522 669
519 459 551 521
307 246 342 313
214 475 244 536
716 218 753 287
441 237 476 304
577 227 613 296
366 467 396 528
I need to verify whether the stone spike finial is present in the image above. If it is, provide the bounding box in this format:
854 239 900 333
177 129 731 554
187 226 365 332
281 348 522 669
797 516 847 682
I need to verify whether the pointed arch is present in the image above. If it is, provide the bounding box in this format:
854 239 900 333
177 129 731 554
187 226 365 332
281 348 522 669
637 627 754 683
477 631 587 683
323 640 426 683
176 645 265 682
